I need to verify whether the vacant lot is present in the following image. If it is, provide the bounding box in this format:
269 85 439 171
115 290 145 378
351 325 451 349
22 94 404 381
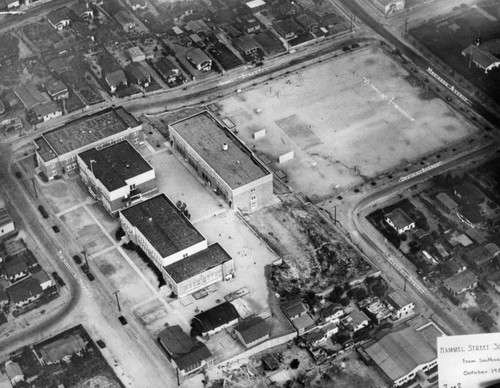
40 177 89 214
217 45 478 201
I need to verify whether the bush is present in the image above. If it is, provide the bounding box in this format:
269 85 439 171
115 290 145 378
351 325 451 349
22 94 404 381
340 297 350 306
115 227 125 241
290 359 300 369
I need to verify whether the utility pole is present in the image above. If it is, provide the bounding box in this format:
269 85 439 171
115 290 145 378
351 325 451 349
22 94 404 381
31 178 37 198
334 205 337 225
404 277 407 292
114 290 121 312
404 19 408 37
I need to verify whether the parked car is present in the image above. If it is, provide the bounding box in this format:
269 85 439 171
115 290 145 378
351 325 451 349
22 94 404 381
52 225 60 233
118 316 128 325
96 339 106 349
52 271 65 287
86 272 95 281
38 205 49 219
81 264 90 274
15 171 22 179
72 255 82 265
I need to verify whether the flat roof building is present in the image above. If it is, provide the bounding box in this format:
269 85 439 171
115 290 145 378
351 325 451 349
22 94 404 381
0 208 15 238
77 140 157 214
120 194 207 269
31 101 63 123
385 290 414 320
34 106 143 180
385 208 415 234
164 243 234 298
169 111 273 212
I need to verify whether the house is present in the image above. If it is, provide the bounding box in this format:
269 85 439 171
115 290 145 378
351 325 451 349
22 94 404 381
233 317 270 348
126 46 146 63
32 270 53 291
44 78 69 101
2 253 30 283
31 101 63 123
129 0 147 11
320 303 344 323
70 3 93 19
0 208 15 238
443 269 477 295
359 316 442 387
385 208 415 234
13 83 47 110
341 310 370 332
172 26 184 37
444 258 467 274
192 301 240 336
321 321 338 338
105 70 127 93
295 13 319 32
115 10 136 31
302 328 327 347
3 89 19 109
78 140 157 214
46 7 72 30
7 277 43 308
453 182 485 205
168 111 273 212
385 290 414 320
291 313 316 335
246 0 266 14
462 45 500 74
4 360 24 385
186 48 212 71
359 297 392 324
275 1 298 18
465 243 500 269
281 299 307 320
39 334 88 364
185 19 211 35
189 33 205 48
5 0 20 9
239 17 261 34
273 19 302 40
152 57 179 82
125 62 151 87
233 35 261 56
436 192 458 212
158 325 213 376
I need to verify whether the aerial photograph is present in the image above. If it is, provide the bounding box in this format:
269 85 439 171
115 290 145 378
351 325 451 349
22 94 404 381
0 0 499 387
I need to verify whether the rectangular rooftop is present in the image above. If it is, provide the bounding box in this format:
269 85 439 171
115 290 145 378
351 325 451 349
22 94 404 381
170 111 269 189
120 194 205 258
39 107 140 157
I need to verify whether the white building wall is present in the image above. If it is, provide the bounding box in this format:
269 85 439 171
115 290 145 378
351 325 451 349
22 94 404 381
161 240 208 267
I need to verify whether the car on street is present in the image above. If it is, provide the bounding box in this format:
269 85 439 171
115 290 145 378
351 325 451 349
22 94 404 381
72 255 82 265
96 340 106 349
52 225 60 233
15 171 22 179
52 271 65 287
81 264 90 274
118 316 128 325
38 205 49 219
86 272 95 281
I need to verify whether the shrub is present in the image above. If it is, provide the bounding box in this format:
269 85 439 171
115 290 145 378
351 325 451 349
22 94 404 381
290 359 300 369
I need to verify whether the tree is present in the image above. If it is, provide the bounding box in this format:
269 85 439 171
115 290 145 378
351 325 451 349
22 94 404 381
290 359 300 369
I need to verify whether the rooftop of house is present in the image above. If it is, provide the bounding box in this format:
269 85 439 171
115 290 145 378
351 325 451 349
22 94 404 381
13 83 47 110
462 45 500 69
78 140 153 192
153 57 178 75
125 62 151 81
443 269 477 293
192 301 240 334
7 277 42 304
320 303 343 319
39 334 87 363
436 192 458 210
363 319 440 381
350 309 370 325
233 35 260 53
291 313 315 331
158 325 198 355
385 208 414 229
186 48 212 64
281 299 307 318
273 19 302 36
105 69 127 87
120 194 205 258
246 0 266 9
234 317 270 344
169 111 270 190
71 2 92 16
47 7 73 25
32 101 61 117
0 208 13 228
32 270 51 284
454 181 485 204
164 243 232 283
35 107 140 162
127 46 145 59
385 290 412 310
44 77 68 96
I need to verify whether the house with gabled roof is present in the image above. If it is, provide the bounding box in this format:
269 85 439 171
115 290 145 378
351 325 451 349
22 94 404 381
192 301 240 337
385 208 415 234
47 7 73 30
233 317 270 348
7 277 43 308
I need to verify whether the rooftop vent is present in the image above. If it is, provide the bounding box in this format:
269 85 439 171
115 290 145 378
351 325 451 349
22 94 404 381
125 163 130 168
148 217 153 222
222 143 228 151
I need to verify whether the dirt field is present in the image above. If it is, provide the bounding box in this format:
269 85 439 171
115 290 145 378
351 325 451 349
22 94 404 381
217 45 478 201
40 177 90 214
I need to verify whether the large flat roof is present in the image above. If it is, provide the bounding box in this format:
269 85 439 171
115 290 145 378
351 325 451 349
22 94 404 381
0 208 13 228
363 324 438 381
164 243 232 283
170 111 270 189
120 194 205 258
79 140 152 191
37 107 140 159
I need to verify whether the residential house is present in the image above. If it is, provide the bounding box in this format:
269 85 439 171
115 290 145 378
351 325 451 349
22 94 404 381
321 321 338 337
2 253 30 283
246 0 266 14
130 0 147 11
295 13 319 33
359 297 392 324
4 360 24 385
436 192 458 213
372 0 406 16
239 17 261 34
281 299 307 320
444 258 467 275
5 0 20 9
192 301 240 336
158 325 213 376
385 208 415 234
291 312 316 335
13 83 47 110
453 182 485 205
70 2 93 19
185 19 211 36
233 35 261 56
125 62 151 87
39 334 88 364
31 101 63 123
105 70 127 93
115 10 136 31
341 310 370 332
189 33 205 48
443 269 478 295
152 57 180 82
32 270 53 291
465 243 500 270
0 208 15 238
126 46 146 63
44 78 69 101
320 303 344 323
46 7 73 30
186 48 212 71
273 19 302 40
233 317 270 348
7 277 43 308
462 45 500 74
385 290 414 320
302 328 327 347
